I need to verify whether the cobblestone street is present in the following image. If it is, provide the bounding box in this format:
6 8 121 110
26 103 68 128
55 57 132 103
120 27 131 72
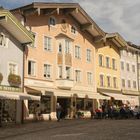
0 119 140 140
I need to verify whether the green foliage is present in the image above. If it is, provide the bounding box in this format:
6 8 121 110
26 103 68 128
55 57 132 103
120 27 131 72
8 74 21 87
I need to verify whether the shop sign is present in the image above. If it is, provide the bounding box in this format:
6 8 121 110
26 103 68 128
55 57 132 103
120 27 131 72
0 85 22 92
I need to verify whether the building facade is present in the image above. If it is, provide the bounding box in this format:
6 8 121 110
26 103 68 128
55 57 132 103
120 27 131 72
95 33 131 105
120 43 140 107
12 2 109 120
0 9 36 126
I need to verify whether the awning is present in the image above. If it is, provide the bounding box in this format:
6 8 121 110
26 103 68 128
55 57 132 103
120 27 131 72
0 91 40 100
102 92 131 101
95 93 110 100
124 95 139 106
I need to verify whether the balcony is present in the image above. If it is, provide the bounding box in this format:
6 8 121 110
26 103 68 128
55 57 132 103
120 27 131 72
56 79 74 89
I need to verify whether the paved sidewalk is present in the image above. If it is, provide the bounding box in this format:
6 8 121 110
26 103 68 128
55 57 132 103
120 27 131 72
0 119 140 140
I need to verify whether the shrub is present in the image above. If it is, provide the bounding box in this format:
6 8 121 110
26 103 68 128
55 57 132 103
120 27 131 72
8 74 21 87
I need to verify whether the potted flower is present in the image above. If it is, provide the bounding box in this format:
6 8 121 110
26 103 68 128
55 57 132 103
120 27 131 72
0 73 3 84
8 73 21 87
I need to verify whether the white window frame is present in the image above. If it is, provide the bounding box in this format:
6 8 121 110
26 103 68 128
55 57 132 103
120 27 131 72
99 54 103 67
71 25 77 34
128 80 131 88
113 77 117 88
65 66 71 79
0 32 9 48
121 61 124 70
28 60 36 76
87 49 91 62
49 17 56 26
75 45 81 59
8 62 18 75
65 39 71 54
122 79 125 88
75 69 81 83
30 32 37 48
44 64 52 79
126 63 130 71
107 76 111 87
133 81 137 89
58 65 62 79
87 72 93 85
100 74 104 87
106 56 110 68
44 36 52 51
112 58 116 70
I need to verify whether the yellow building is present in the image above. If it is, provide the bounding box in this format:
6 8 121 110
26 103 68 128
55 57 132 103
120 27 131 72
95 33 129 105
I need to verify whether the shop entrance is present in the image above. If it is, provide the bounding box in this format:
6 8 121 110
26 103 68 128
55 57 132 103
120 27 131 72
57 97 71 119
0 99 16 126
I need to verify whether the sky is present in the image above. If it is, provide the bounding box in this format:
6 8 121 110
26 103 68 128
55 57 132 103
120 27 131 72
1 0 140 45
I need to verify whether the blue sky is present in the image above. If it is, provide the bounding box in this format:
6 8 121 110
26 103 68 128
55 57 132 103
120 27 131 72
1 0 140 45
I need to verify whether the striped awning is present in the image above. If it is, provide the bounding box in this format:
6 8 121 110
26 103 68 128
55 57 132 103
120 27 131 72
0 91 40 100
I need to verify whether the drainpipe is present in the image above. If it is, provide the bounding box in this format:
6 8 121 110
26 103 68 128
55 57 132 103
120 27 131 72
136 51 140 108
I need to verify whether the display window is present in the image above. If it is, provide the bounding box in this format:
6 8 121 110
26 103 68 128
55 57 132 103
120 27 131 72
0 99 16 124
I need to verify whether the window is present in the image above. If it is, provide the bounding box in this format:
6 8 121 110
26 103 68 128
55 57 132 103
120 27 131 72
0 33 8 47
132 65 135 73
58 66 62 78
121 61 124 70
133 81 136 89
122 79 125 88
30 32 36 48
113 77 117 88
28 60 36 76
99 54 103 66
87 49 91 62
126 63 130 71
58 43 62 53
107 76 111 87
49 17 56 26
112 58 116 70
128 80 131 88
100 74 104 87
44 36 52 51
75 70 81 83
44 64 51 78
75 46 81 59
106 57 110 68
9 63 18 74
71 26 76 34
65 40 70 54
66 67 71 79
87 72 92 85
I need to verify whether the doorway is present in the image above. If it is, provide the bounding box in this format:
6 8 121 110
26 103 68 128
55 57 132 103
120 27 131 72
57 97 71 119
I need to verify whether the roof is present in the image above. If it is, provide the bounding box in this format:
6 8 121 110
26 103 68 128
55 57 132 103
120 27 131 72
0 9 34 44
11 2 128 48
127 42 140 51
105 32 128 48
11 2 105 38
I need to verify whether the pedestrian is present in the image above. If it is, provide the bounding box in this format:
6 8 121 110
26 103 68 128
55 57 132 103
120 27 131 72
35 104 41 121
56 103 62 122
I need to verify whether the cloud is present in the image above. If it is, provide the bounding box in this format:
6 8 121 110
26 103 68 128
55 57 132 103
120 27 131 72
0 0 140 45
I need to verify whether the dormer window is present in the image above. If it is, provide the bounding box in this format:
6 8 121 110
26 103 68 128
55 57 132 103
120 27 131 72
0 33 7 47
49 17 56 26
71 25 76 34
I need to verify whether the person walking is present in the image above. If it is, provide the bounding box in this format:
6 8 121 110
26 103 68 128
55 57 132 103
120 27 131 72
56 103 62 122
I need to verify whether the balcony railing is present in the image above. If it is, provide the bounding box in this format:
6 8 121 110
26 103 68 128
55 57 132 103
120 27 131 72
56 79 74 89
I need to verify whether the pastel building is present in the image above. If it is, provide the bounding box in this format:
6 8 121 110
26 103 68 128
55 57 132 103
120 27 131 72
95 33 130 105
0 9 38 126
12 3 107 120
120 42 140 106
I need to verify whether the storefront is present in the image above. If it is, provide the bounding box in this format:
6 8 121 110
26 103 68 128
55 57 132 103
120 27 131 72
0 91 40 126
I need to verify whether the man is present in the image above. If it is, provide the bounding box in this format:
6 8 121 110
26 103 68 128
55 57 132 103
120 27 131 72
56 103 62 121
